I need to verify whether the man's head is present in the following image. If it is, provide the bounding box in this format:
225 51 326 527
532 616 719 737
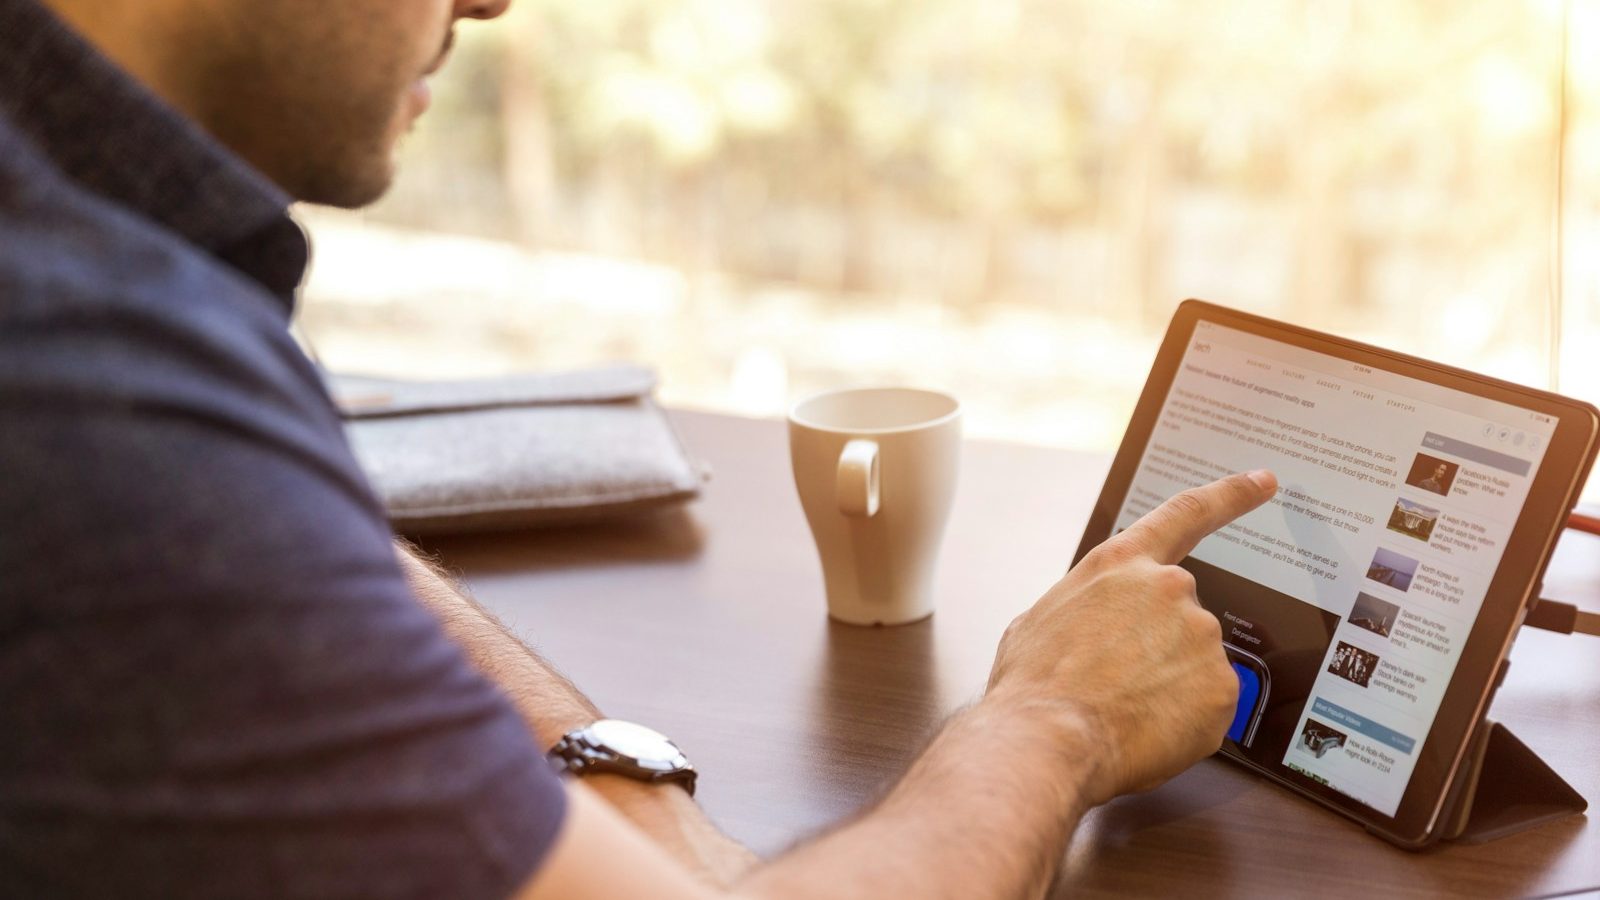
47 0 511 207
1434 463 1449 479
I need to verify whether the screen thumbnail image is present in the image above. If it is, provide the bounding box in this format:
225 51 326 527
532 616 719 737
1299 718 1348 759
1365 546 1420 592
1404 452 1460 497
1348 592 1401 638
1328 641 1379 688
1387 498 1441 543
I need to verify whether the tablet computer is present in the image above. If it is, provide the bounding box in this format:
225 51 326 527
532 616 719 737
1073 300 1600 847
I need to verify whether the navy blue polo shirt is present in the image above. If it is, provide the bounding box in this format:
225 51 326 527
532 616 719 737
0 0 566 896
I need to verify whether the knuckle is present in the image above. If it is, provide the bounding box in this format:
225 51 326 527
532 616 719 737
1184 602 1222 638
1165 488 1211 523
1157 565 1197 594
1002 609 1036 644
1001 613 1025 642
1086 539 1136 568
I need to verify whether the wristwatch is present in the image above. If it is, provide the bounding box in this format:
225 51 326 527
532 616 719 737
547 719 698 796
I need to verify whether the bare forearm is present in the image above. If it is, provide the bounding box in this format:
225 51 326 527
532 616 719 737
395 542 598 743
394 541 757 884
518 474 1269 900
740 693 1094 900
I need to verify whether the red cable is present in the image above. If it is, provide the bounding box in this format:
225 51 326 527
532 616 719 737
1569 509 1600 536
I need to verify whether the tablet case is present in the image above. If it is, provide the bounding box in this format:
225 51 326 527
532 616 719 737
329 365 706 535
1431 719 1586 844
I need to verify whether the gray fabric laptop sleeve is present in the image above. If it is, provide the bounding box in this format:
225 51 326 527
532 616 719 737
329 365 705 535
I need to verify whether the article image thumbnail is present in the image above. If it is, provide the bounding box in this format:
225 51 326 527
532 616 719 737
1386 498 1440 542
1299 719 1348 759
1348 592 1401 639
1328 641 1379 688
1365 546 1419 592
1405 452 1459 497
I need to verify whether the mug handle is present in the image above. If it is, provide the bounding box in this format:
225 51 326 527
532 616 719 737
835 439 881 518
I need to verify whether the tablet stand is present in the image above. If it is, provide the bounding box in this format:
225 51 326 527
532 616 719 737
1433 720 1586 844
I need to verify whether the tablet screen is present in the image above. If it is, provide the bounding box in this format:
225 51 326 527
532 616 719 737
1111 319 1557 816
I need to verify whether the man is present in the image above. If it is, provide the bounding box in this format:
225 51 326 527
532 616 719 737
1419 461 1451 495
0 0 1278 896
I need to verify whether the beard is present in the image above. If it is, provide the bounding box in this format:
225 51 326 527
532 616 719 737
282 121 405 209
219 77 413 208
191 4 442 209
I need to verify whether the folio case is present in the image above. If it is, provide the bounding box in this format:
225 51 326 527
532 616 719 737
1430 719 1586 844
328 365 706 536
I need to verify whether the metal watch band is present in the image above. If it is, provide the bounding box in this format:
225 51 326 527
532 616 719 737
546 725 698 796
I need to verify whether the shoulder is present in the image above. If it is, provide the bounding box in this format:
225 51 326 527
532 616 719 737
0 107 380 603
0 102 356 488
0 108 302 357
0 114 567 900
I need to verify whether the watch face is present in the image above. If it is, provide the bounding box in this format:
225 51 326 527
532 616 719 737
589 719 677 761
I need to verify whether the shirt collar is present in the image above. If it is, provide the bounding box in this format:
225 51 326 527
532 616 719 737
0 0 309 303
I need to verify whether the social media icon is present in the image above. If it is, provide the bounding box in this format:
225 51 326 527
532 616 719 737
1529 435 1542 451
1513 432 1526 447
1497 427 1511 442
1482 423 1495 438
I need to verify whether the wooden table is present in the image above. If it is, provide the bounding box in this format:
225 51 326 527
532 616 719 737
425 411 1600 898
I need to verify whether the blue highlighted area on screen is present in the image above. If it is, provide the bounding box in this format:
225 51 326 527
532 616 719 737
1228 663 1262 743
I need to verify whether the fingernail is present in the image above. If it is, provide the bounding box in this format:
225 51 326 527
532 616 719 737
1247 469 1276 491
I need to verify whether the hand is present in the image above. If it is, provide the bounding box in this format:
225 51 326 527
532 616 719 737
985 470 1278 807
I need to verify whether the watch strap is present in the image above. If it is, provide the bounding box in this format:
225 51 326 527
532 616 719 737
546 727 698 796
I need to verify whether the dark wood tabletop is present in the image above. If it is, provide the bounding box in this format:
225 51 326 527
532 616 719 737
424 410 1600 899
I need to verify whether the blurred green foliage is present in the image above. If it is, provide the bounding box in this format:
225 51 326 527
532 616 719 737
308 1 1600 454
370 0 1565 335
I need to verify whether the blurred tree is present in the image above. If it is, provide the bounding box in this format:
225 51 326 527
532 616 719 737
370 0 1562 345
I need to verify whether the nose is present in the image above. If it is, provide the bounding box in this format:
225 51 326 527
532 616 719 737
455 0 511 20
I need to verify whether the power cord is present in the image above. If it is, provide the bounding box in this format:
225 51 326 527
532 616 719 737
1526 598 1600 637
1531 508 1600 635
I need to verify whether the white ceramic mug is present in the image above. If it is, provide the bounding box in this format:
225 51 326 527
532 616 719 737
788 387 961 625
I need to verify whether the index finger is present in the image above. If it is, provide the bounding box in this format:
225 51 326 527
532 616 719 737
1112 470 1278 565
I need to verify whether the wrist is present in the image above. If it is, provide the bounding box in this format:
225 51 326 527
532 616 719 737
978 684 1114 810
584 770 701 815
548 718 698 796
584 773 758 886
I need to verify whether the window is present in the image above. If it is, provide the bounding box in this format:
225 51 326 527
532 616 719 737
299 1 1594 482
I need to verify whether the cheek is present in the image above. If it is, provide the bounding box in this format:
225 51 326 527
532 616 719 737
327 31 429 122
318 0 444 80
376 0 455 58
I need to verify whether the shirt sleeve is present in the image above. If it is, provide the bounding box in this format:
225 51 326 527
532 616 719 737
0 272 567 899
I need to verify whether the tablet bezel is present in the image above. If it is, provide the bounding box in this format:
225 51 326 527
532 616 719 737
1072 299 1599 847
